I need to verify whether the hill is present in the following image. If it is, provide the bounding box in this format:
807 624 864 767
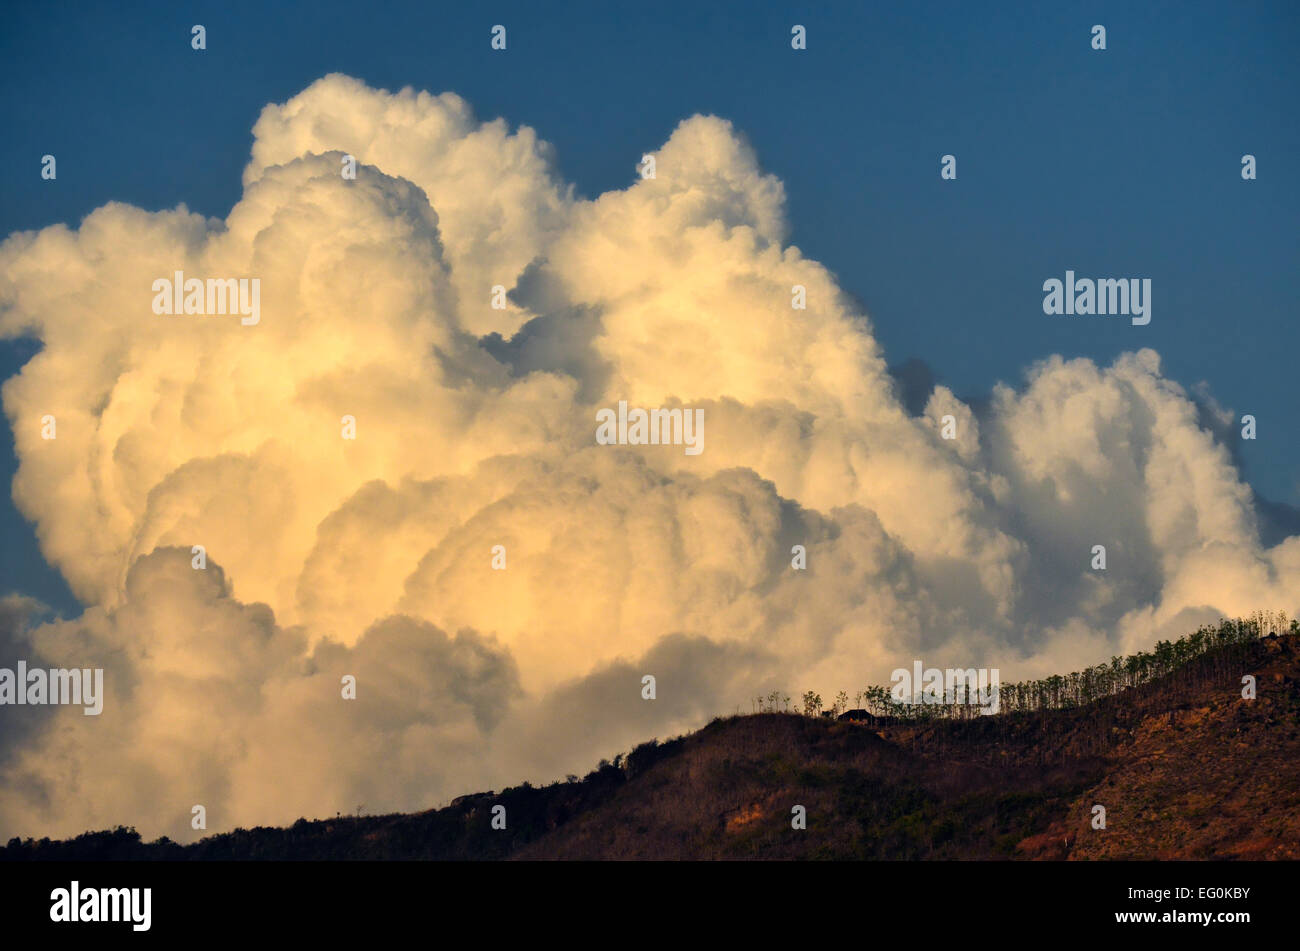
4 627 1298 860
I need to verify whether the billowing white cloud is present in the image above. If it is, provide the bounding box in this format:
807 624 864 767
0 75 1295 841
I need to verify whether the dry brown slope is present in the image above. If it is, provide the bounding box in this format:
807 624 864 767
1060 633 1300 860
514 635 1300 860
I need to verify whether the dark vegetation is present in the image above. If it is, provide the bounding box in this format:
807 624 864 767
4 615 1298 860
858 610 1295 720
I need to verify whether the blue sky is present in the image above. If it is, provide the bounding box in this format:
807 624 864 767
1 0 1297 617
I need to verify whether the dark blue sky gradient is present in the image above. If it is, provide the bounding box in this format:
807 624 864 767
1 0 1297 616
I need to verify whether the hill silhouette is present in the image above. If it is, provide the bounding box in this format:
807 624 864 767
5 619 1298 860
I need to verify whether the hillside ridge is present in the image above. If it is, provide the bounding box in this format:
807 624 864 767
5 626 1298 860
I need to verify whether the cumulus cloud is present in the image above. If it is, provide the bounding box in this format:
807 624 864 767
0 74 1296 841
